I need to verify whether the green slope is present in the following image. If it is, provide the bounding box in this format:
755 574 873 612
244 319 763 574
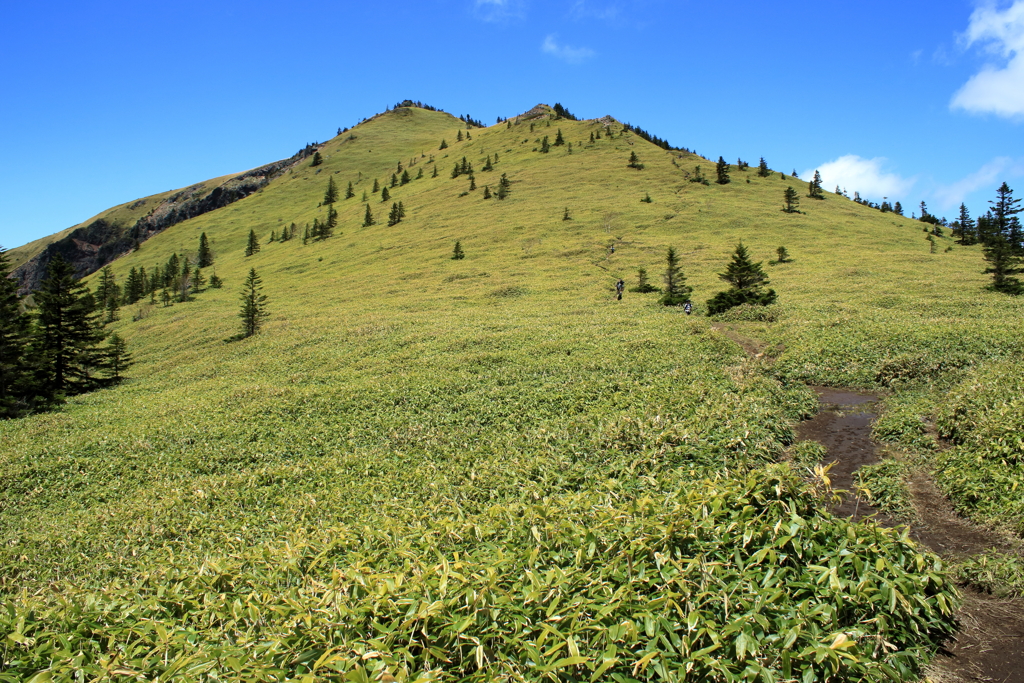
2 103 1022 682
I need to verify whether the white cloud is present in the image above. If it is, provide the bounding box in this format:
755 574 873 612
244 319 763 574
932 156 1024 210
541 34 596 64
803 155 915 201
569 1 621 21
951 1 1024 118
473 0 526 22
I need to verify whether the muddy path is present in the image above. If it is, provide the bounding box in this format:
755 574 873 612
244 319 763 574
798 387 1024 683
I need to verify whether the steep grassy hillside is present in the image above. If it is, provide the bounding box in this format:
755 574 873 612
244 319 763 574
3 104 1021 681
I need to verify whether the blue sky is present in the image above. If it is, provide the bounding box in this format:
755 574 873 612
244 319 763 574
2 0 1022 249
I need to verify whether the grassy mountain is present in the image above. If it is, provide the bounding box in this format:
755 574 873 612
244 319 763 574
2 103 1022 681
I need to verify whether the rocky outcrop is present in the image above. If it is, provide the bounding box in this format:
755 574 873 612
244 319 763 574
13 145 319 294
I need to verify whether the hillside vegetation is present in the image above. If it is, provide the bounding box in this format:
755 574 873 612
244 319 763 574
3 104 1022 681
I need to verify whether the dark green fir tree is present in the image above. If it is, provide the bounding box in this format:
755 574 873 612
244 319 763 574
715 157 730 184
452 240 465 260
0 247 34 417
660 247 692 306
238 268 269 338
706 242 777 314
197 232 214 267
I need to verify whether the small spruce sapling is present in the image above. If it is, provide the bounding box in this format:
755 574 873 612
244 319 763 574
631 267 660 293
776 246 790 263
452 241 465 260
238 267 269 339
627 151 644 169
245 230 261 256
715 157 730 184
363 204 375 227
783 187 800 213
660 247 692 306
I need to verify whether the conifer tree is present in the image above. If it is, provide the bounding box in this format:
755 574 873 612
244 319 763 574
372 178 380 193
715 157 730 184
398 201 406 219
345 181 355 199
482 155 493 172
103 333 131 382
400 169 410 185
776 246 790 263
628 151 644 169
807 170 824 199
706 242 777 314
34 255 107 398
991 182 1022 251
388 202 402 226
363 203 375 227
483 186 492 199
198 232 214 267
310 151 323 166
457 130 463 142
554 129 565 146
894 201 903 215
660 247 692 306
497 173 511 200
322 204 338 239
192 266 205 293
642 192 652 203
0 247 34 417
390 173 398 188
469 176 476 191
452 240 465 260
783 187 800 213
96 266 120 324
161 289 172 307
631 266 660 293
209 273 223 289
416 168 423 180
432 165 439 178
690 165 709 185
563 207 571 221
439 139 448 150
324 176 338 204
540 136 550 153
178 258 192 302
238 268 269 338
245 229 261 256
381 186 391 202
589 132 595 143
983 235 1023 293
956 204 977 245
269 230 277 242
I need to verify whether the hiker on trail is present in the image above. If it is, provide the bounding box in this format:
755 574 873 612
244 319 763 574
684 301 693 315
615 279 625 300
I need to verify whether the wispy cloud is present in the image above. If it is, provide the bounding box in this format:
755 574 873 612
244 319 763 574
541 34 596 64
951 1 1024 119
569 0 621 21
932 157 1024 210
804 155 915 201
473 0 526 22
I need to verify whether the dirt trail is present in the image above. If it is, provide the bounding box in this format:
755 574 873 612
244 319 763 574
798 387 1024 683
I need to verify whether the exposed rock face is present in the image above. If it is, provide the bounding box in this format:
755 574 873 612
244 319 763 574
13 146 318 294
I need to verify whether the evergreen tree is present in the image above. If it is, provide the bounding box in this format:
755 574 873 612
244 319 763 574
161 289 172 307
589 132 595 143
776 246 790 263
715 156 730 184
245 229 261 256
469 176 476 191
209 274 223 289
991 182 1022 251
783 187 800 213
642 192 652 203
238 268 269 338
483 186 492 199
302 225 310 244
706 242 777 314
197 232 214 267
34 255 107 398
388 202 402 226
983 235 1023 293
497 173 511 200
540 135 550 153
269 230 277 242
102 333 132 382
310 218 321 240
322 204 338 239
563 207 571 221
956 203 977 245
482 155 493 171
432 165 439 178
372 178 380 193
631 266 660 293
310 151 322 167
452 240 465 260
381 186 391 202
363 204 375 227
398 201 406 220
191 266 205 294
439 139 448 150
345 181 355 199
627 151 644 169
400 169 410 185
554 129 565 146
0 247 35 417
390 173 398 188
660 247 692 306
690 165 709 185
96 266 120 324
416 168 423 180
457 130 463 142
324 176 338 204
178 258 192 302
807 170 824 199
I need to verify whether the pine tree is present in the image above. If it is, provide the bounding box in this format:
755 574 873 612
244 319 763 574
387 202 402 226
0 246 34 417
416 168 423 180
631 266 660 293
706 242 777 314
783 187 800 213
209 274 223 289
589 132 595 143
310 151 323 166
893 201 903 215
807 170 824 199
497 173 511 200
178 258 192 302
660 247 692 306
483 186 492 199
690 165 709 185
197 232 213 267
96 266 120 324
641 192 652 203
238 268 269 338
482 155 493 172
431 165 439 178
345 181 355 199
776 246 790 263
957 203 977 245
390 173 398 188
269 230 277 242
628 151 644 169
400 169 410 185
372 178 380 193
540 136 551 153
34 255 107 398
991 182 1022 251
469 176 476 191
363 203 375 227
554 129 565 146
324 176 338 204
457 130 463 142
452 240 465 260
715 156 730 184
983 235 1023 293
439 139 448 150
161 289 171 307
563 207 571 221
102 333 132 382
381 186 391 202
245 229 260 256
